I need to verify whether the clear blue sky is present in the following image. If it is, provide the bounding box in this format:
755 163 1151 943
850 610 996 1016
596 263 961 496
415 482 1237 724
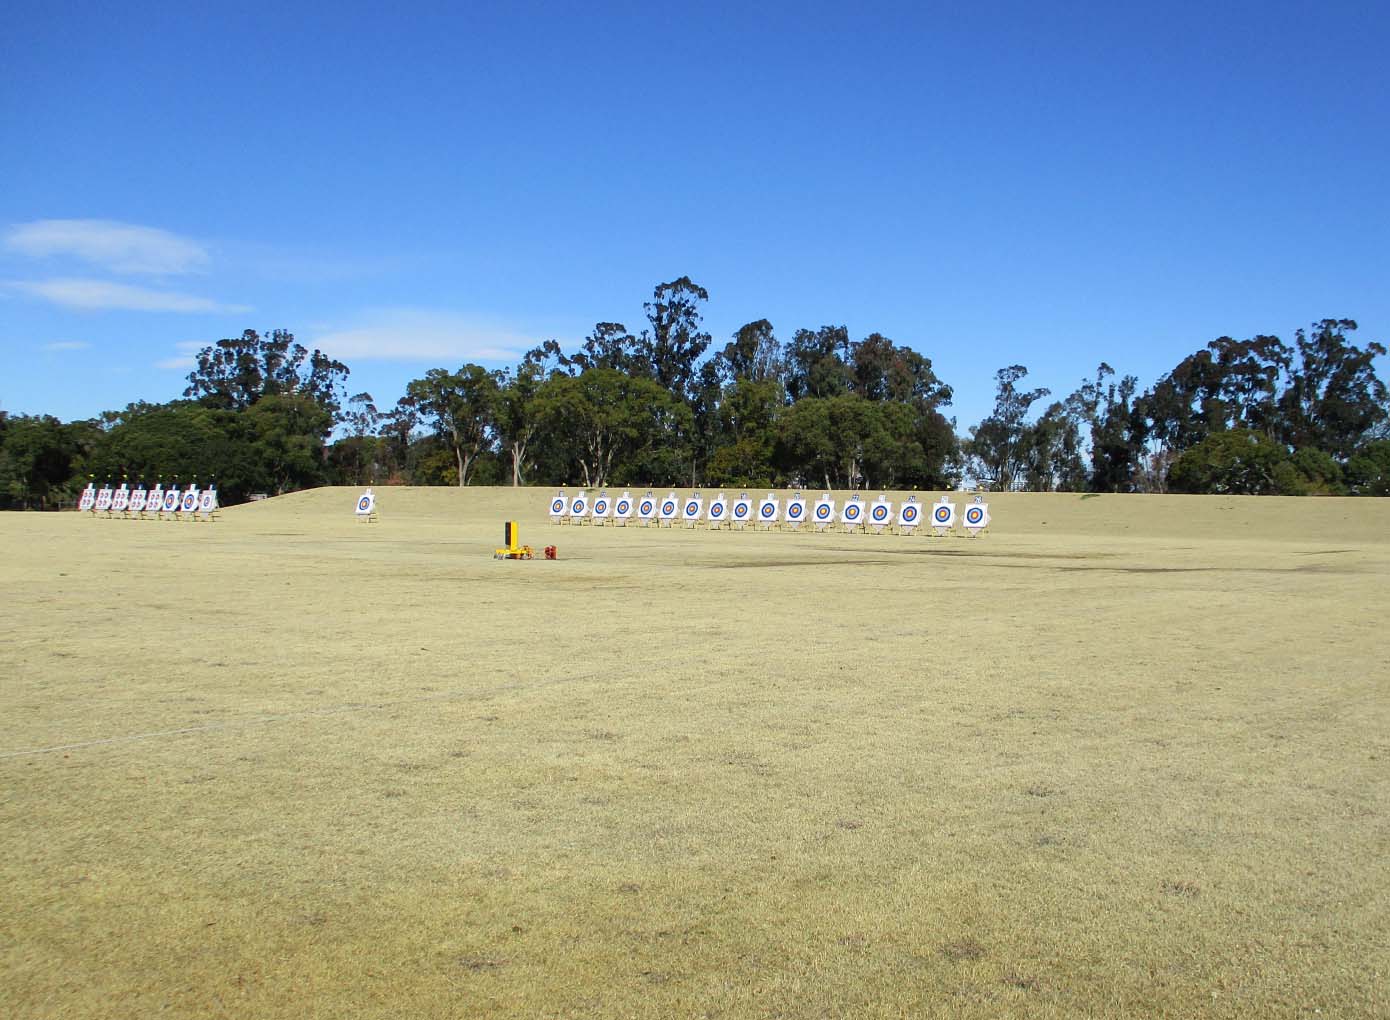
2 0 1386 429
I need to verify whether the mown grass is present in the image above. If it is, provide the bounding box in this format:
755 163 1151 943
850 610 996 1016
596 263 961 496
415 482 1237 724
2 488 1387 1018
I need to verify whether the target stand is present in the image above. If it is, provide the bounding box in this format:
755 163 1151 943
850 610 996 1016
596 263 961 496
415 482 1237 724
355 488 379 523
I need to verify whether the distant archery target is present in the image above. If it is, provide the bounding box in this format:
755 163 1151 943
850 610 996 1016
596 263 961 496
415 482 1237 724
614 496 633 519
683 498 703 522
708 499 727 521
931 500 957 532
181 489 199 513
637 497 656 520
732 499 752 521
841 501 862 525
78 486 96 511
95 487 113 511
786 499 806 522
570 496 588 518
111 487 130 512
591 497 610 519
549 495 569 517
813 499 834 523
964 503 990 533
899 502 920 527
659 497 678 522
356 492 375 514
146 488 162 512
870 502 891 524
758 498 779 522
162 490 180 512
129 489 148 513
199 489 218 513
934 505 952 524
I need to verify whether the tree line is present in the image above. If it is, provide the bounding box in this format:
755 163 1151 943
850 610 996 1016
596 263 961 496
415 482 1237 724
3 278 1388 509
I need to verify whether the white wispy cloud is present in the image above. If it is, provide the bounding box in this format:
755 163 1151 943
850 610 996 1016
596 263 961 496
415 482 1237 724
154 356 196 371
5 219 211 275
5 278 249 313
40 340 92 352
310 309 534 363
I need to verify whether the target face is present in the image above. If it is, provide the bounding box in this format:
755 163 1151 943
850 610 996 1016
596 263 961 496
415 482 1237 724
709 502 725 518
571 499 587 515
934 505 952 523
358 495 372 512
112 490 130 511
733 501 750 519
181 491 198 512
871 504 889 522
639 499 655 516
815 503 832 520
163 491 179 512
616 499 631 515
759 502 776 519
787 502 804 519
199 491 217 512
965 506 986 525
660 500 676 517
593 499 609 515
79 488 96 511
685 501 699 516
95 489 113 510
551 498 565 513
844 505 861 521
902 505 918 523
129 491 147 512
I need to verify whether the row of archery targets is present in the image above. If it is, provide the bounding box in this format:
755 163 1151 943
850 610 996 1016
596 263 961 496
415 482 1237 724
549 490 990 536
77 480 221 521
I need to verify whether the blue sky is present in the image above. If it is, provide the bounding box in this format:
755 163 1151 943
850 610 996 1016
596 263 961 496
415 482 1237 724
2 0 1386 429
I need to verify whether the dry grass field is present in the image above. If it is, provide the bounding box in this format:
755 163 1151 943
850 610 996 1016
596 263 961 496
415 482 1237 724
2 487 1387 1019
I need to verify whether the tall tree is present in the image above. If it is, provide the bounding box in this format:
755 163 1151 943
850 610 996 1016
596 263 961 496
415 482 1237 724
717 319 784 385
967 366 1051 489
639 277 712 401
784 326 853 401
1277 319 1388 459
495 361 544 486
184 329 350 423
399 366 500 486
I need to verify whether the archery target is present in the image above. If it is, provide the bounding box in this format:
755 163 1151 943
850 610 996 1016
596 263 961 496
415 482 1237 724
570 494 589 518
732 498 752 522
870 500 892 525
683 497 703 521
708 498 727 521
813 499 835 525
111 487 130 512
95 487 113 511
757 498 779 523
637 496 656 521
785 498 806 523
964 503 990 532
78 485 96 511
931 500 957 530
129 489 148 513
591 496 610 519
898 502 920 528
614 494 633 519
146 487 162 512
659 495 678 522
181 489 199 512
841 500 863 525
162 490 180 512
549 494 569 518
356 491 375 515
199 489 218 513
